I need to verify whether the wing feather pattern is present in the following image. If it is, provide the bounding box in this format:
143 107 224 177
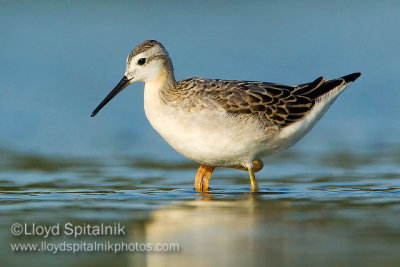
176 73 361 127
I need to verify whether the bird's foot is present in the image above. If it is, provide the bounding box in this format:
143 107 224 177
194 164 215 192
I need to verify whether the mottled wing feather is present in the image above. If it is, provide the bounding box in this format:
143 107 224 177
176 76 349 127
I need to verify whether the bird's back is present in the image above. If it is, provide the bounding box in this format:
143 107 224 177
175 73 361 128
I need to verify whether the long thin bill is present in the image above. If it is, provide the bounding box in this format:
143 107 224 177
91 76 130 117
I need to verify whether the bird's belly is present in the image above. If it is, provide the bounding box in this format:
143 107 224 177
144 103 277 166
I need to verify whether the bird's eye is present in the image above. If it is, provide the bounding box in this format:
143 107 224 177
137 58 146 65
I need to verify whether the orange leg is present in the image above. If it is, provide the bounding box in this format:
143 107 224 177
193 160 262 192
194 165 207 191
202 166 215 191
194 164 215 192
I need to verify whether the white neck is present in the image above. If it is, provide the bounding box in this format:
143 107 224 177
143 69 171 129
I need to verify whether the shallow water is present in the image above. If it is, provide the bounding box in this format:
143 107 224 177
1 147 400 266
1 0 400 266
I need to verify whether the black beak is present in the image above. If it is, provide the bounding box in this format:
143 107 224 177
91 76 130 117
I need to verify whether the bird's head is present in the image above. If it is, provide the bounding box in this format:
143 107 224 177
91 40 173 117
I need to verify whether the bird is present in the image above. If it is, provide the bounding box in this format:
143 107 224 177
91 40 361 192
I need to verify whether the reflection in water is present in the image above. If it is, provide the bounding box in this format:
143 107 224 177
141 198 260 266
134 192 400 266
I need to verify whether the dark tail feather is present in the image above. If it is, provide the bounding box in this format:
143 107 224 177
294 76 324 95
295 72 361 100
340 72 361 83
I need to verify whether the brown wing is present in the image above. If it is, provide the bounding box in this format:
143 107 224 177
176 73 361 127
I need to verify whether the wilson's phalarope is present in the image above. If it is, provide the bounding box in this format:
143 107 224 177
91 40 361 192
